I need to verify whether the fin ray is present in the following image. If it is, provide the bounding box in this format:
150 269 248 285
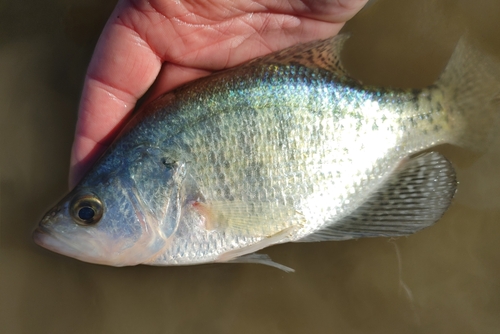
246 34 351 77
437 35 500 151
298 152 457 242
226 253 294 273
195 200 303 237
217 226 295 262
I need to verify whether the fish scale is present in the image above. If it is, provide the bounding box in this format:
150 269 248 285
151 64 435 262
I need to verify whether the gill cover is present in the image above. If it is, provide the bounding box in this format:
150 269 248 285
126 145 185 241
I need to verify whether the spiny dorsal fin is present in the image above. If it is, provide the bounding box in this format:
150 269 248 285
298 152 457 242
246 34 351 77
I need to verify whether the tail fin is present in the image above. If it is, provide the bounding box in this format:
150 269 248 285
437 36 500 151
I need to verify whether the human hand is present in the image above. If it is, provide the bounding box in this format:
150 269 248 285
69 0 369 188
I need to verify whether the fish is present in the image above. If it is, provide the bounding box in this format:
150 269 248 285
33 34 500 272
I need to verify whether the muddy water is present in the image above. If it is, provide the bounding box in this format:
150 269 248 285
1 1 500 333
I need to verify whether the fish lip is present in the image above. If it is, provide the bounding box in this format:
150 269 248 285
32 224 53 245
32 225 79 256
32 227 45 246
32 221 108 265
35 223 52 234
32 226 53 246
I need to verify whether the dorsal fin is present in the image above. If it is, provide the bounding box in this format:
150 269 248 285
246 34 351 77
298 152 457 242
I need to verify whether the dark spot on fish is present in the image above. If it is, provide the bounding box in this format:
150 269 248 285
209 151 217 164
436 102 443 112
223 185 234 201
161 157 176 169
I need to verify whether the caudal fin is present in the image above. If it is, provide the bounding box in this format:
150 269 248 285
437 36 500 151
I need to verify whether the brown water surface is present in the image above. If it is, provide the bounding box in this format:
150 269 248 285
1 1 500 333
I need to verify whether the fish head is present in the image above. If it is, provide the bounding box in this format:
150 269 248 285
33 182 151 266
33 145 182 266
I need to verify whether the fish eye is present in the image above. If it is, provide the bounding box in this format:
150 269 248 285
70 193 104 226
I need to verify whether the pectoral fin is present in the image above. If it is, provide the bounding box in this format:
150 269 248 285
192 200 303 237
298 152 457 242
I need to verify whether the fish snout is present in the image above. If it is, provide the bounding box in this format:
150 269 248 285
33 205 61 245
40 205 61 226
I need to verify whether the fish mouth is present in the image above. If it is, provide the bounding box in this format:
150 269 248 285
32 225 83 260
32 224 52 246
32 222 122 266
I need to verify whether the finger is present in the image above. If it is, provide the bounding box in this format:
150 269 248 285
292 0 371 22
69 1 162 188
145 0 370 69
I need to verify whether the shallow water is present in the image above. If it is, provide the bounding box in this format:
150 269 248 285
1 0 500 333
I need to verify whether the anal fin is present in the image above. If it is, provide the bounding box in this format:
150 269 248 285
299 152 457 242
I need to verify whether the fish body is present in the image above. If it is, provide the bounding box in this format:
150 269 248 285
34 35 500 270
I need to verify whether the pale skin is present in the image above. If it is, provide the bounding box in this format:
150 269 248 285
69 0 369 188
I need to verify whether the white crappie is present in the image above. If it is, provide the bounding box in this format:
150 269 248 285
34 34 500 271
